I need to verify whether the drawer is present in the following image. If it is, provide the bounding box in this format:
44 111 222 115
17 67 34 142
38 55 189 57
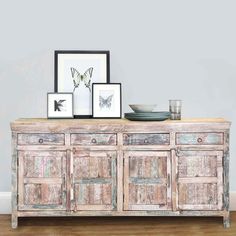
71 133 117 145
17 133 65 145
176 132 223 145
123 133 170 145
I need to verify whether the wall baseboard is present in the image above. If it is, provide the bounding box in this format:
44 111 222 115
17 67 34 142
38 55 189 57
230 191 236 211
1 191 236 214
0 192 11 214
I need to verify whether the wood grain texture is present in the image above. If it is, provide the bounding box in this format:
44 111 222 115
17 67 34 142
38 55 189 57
18 133 65 145
178 183 218 209
123 151 171 211
72 150 116 211
11 118 231 228
178 155 217 177
2 213 236 235
123 133 170 145
71 133 117 146
177 150 223 211
176 132 224 145
11 132 18 229
20 151 65 178
16 210 229 217
223 130 230 227
11 118 231 133
18 151 67 211
171 148 177 211
116 133 123 212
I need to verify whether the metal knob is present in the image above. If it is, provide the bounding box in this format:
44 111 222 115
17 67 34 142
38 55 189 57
91 138 97 144
144 139 148 144
38 138 44 144
197 138 203 143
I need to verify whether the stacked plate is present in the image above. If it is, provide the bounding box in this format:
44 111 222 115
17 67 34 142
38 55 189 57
125 112 170 121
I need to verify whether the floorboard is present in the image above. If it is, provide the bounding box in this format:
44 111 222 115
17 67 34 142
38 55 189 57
0 213 236 236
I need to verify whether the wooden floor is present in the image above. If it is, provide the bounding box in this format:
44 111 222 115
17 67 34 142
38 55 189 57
1 213 236 236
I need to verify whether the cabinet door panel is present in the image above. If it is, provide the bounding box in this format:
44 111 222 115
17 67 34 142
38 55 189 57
178 183 218 210
178 155 217 178
124 151 171 211
75 183 112 205
74 154 112 179
72 150 116 211
129 184 167 205
18 151 67 211
24 183 63 205
129 156 167 178
24 152 63 178
177 151 223 210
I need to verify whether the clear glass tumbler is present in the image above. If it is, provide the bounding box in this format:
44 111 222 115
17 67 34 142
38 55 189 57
169 100 182 120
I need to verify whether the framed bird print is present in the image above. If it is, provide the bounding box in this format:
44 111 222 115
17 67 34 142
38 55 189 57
92 83 122 118
55 50 110 118
47 93 73 119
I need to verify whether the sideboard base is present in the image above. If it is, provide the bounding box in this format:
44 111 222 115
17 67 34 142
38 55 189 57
12 210 230 228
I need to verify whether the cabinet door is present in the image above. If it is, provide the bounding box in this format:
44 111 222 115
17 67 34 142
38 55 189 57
124 151 171 210
177 150 223 210
18 151 67 210
72 150 117 211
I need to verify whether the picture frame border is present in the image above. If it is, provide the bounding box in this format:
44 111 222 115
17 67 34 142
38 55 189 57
47 92 74 119
54 50 110 118
92 83 122 119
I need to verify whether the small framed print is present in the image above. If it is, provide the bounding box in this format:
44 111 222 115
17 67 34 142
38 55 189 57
92 83 122 118
54 50 110 118
47 93 73 119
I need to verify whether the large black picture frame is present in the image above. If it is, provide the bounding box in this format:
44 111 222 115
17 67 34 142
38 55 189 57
54 50 110 118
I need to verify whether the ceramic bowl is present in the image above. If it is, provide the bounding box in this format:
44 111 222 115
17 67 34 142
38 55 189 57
129 104 157 113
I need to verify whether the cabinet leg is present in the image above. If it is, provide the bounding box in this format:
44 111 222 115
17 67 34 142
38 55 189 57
223 213 230 228
11 214 18 229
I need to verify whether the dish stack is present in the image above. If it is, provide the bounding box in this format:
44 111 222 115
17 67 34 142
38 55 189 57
125 105 170 121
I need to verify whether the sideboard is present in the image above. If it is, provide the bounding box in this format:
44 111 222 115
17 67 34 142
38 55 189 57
11 118 231 228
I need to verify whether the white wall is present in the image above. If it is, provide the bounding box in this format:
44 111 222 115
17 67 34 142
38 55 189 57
0 0 236 191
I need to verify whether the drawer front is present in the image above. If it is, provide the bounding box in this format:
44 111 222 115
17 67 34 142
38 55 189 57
71 133 117 145
18 133 65 145
176 132 223 145
123 133 170 145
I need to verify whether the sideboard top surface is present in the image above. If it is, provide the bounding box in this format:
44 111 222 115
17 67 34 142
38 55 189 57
10 118 231 132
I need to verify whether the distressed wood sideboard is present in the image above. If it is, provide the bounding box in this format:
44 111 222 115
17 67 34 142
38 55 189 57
11 118 231 228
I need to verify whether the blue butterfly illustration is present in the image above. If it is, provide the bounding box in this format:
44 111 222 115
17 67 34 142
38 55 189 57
99 95 113 109
70 67 93 92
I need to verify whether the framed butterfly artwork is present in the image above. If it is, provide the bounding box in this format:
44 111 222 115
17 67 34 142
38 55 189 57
54 50 110 118
92 83 122 118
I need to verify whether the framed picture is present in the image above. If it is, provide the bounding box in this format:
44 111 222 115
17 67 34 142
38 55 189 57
55 50 110 118
92 83 122 118
47 93 73 118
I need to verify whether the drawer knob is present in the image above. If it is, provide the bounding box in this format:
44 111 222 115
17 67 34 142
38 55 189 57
197 138 203 143
38 138 44 144
144 139 148 144
91 138 97 144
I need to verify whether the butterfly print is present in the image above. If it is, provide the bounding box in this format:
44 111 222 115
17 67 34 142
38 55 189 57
70 67 93 92
99 95 113 109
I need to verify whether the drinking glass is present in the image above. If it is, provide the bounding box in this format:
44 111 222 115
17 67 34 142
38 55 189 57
169 100 182 120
